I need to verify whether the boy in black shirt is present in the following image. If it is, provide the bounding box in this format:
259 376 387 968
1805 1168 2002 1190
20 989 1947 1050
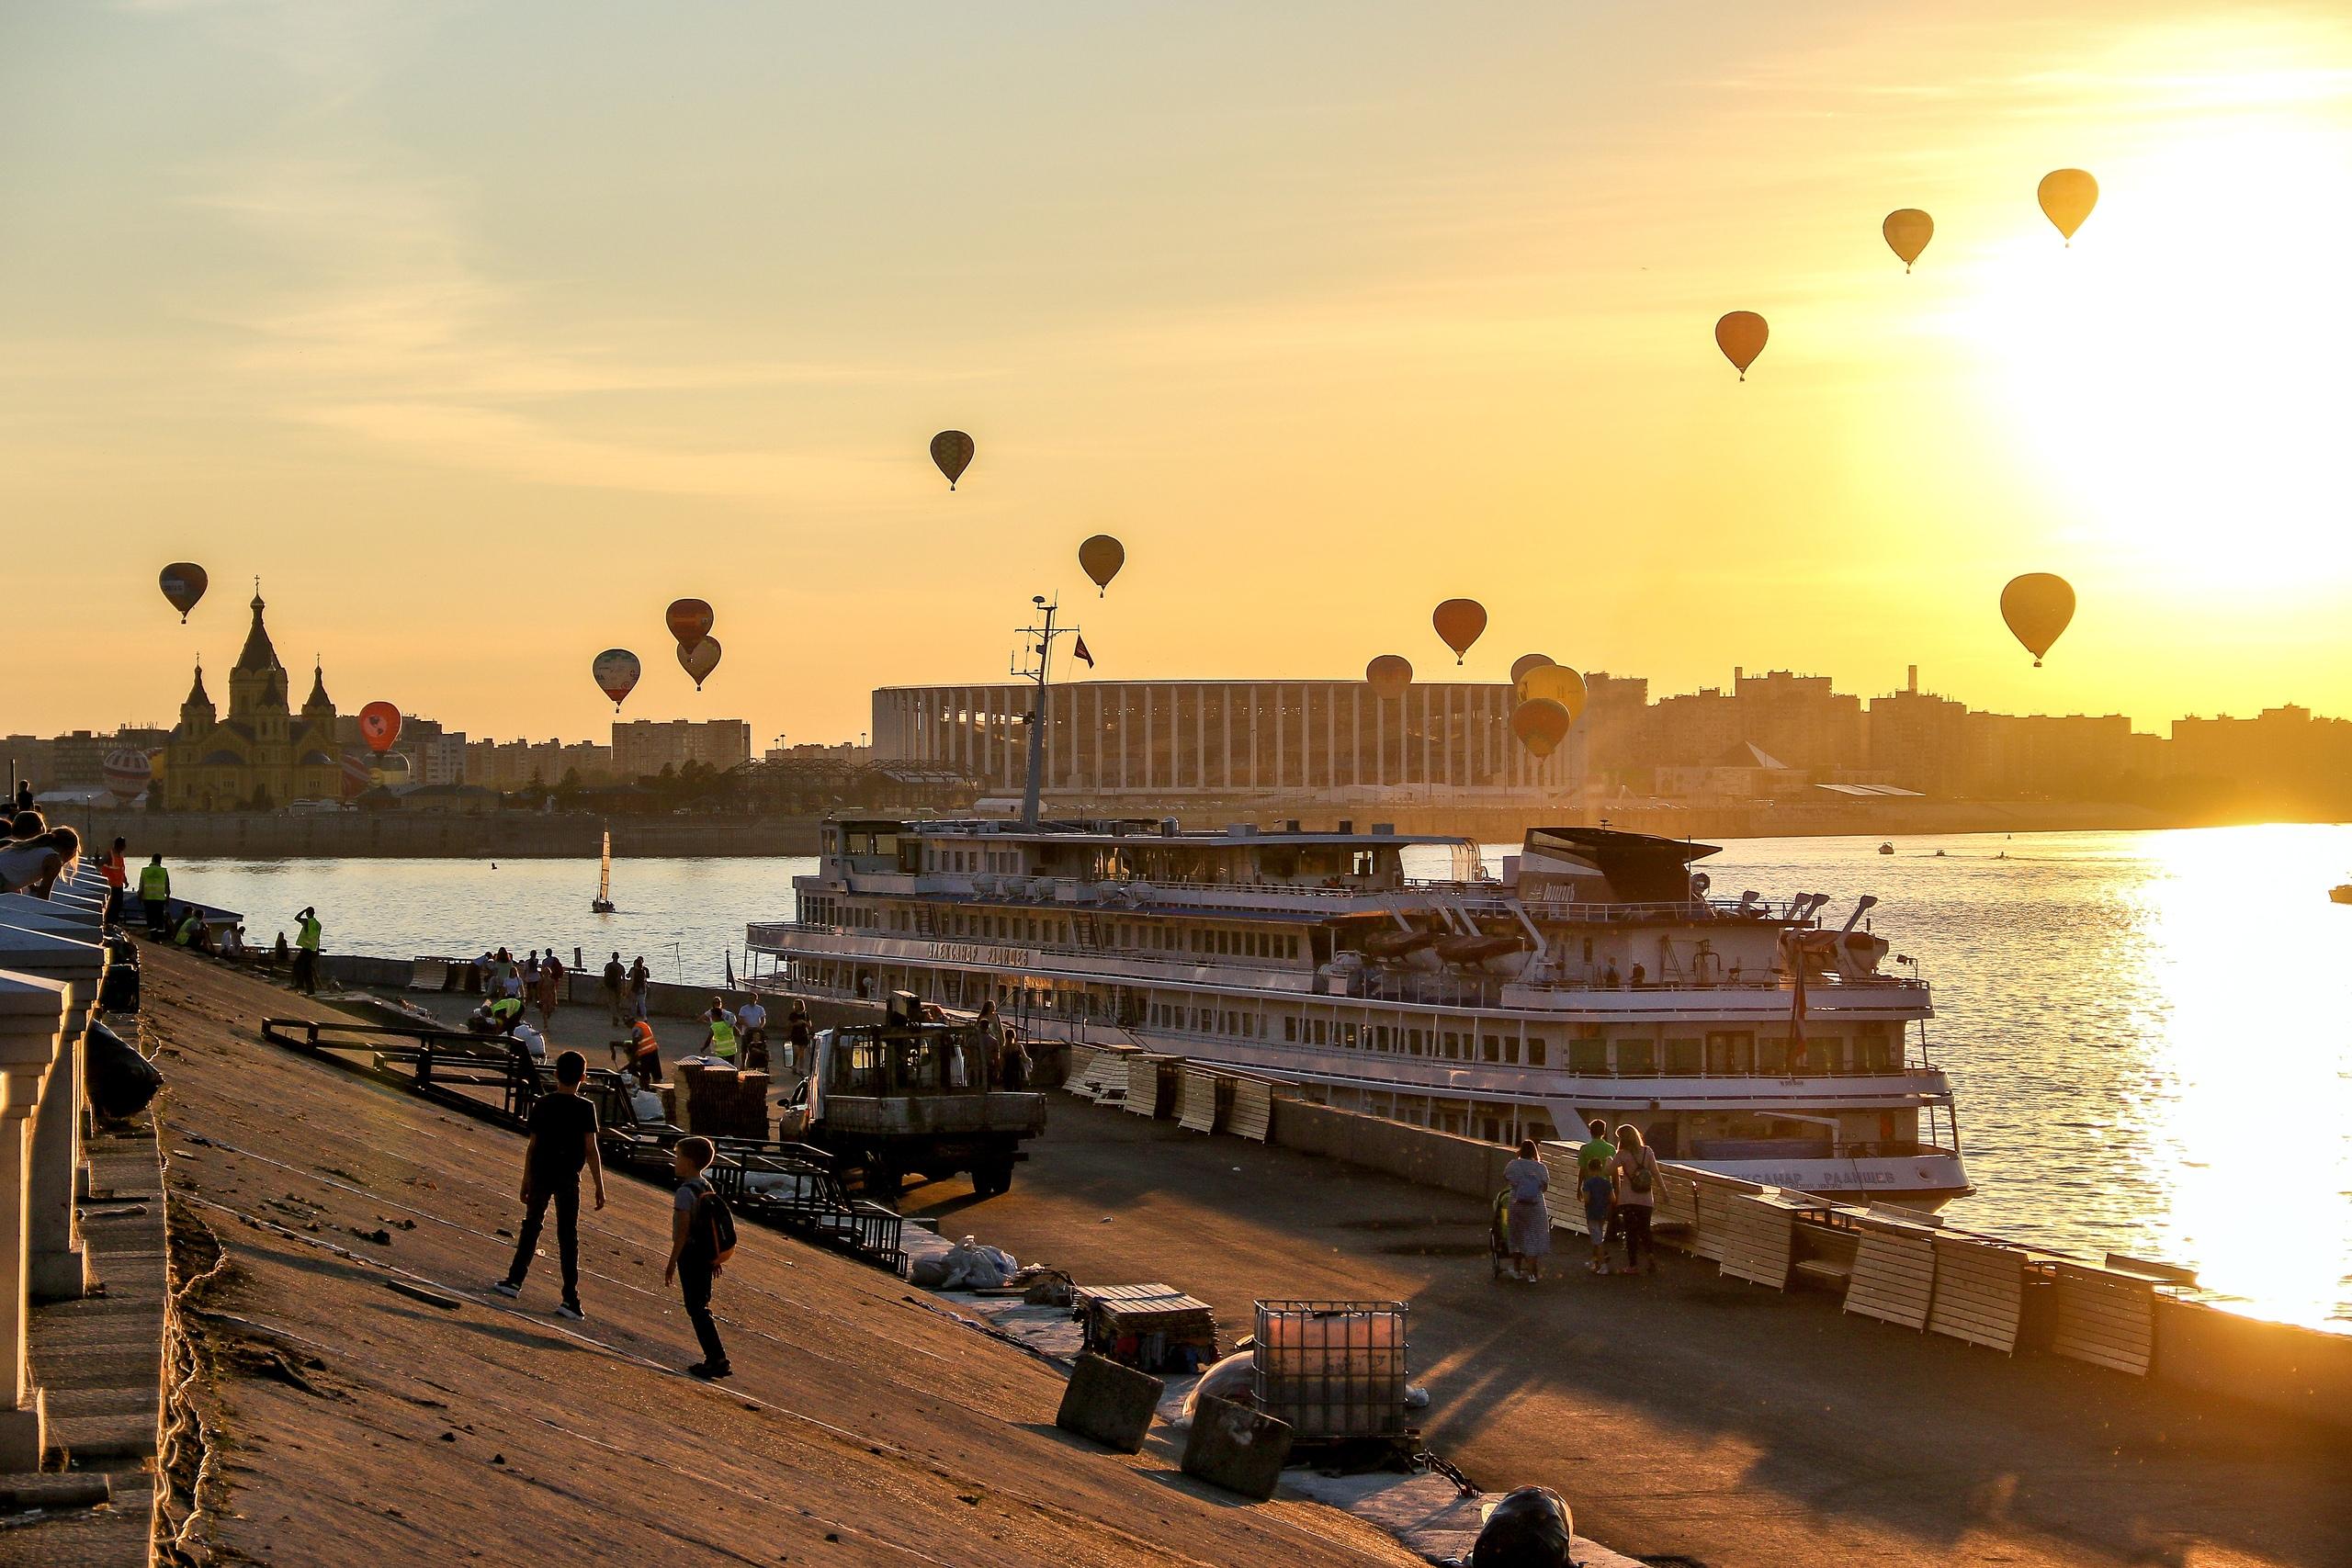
493 1049 605 1318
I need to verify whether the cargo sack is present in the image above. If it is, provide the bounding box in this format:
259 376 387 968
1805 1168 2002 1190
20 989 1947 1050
85 1019 162 1120
1471 1484 1572 1568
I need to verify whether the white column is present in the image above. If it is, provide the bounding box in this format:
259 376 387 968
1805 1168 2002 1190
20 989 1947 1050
1351 685 1363 788
1091 684 1103 794
0 971 65 1471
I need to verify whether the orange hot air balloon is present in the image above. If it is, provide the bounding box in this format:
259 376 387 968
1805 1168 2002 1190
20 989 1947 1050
1079 534 1125 596
665 598 714 648
593 649 642 711
1510 698 1571 760
159 563 208 622
1883 209 1933 272
931 430 975 490
1715 312 1768 380
1365 655 1413 700
1518 662 1589 723
678 636 722 690
357 701 402 754
1431 599 1487 664
1510 653 1555 684
1999 574 2075 666
2038 169 2098 244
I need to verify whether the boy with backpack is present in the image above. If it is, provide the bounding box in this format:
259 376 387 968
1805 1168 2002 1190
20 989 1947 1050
662 1135 734 1379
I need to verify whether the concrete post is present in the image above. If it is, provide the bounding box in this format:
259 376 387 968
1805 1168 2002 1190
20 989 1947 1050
0 969 67 1471
0 924 105 1302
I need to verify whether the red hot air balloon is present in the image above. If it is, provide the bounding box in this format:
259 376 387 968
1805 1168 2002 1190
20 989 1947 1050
665 599 714 647
357 701 402 754
593 649 642 711
678 636 722 691
1715 312 1768 380
1431 599 1487 665
931 430 975 490
159 563 208 623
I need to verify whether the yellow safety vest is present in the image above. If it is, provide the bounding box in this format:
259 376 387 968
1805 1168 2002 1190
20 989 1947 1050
140 865 170 899
297 916 322 952
490 997 522 1023
707 1019 738 1059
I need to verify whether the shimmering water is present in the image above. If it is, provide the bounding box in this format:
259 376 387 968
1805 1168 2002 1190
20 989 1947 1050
167 824 2352 1330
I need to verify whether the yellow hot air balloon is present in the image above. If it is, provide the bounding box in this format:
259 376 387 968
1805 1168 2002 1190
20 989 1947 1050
1431 599 1487 664
1883 209 1933 272
1999 573 2075 666
1517 662 1589 723
2038 169 2098 245
1510 698 1571 760
1079 534 1125 596
1510 653 1554 684
1715 311 1768 380
1365 654 1412 701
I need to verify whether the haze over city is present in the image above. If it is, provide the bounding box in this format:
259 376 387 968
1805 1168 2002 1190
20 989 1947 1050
6 2 2350 744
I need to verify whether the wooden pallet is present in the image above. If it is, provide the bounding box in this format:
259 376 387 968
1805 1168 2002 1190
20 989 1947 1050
1844 1220 1937 1331
1229 1078 1273 1142
1927 1237 2026 1353
1719 1192 1801 1290
1538 1142 1587 1236
2052 1262 2157 1375
1177 1069 1221 1133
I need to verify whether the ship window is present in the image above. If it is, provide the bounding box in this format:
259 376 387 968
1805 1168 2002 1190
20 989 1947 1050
1313 1019 1328 1044
1284 1017 1297 1043
1526 1037 1546 1066
1442 1032 1460 1060
1568 1038 1608 1073
1665 1038 1702 1076
1342 1024 1358 1048
1619 1039 1657 1075
1503 1036 1520 1065
1758 1036 1789 1074
1481 1033 1500 1063
1408 1028 1425 1055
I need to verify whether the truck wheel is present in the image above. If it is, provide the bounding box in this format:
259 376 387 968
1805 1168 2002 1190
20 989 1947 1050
866 1157 900 1201
973 1156 1013 1196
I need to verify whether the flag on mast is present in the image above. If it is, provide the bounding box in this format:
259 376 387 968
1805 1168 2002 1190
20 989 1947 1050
1072 635 1094 668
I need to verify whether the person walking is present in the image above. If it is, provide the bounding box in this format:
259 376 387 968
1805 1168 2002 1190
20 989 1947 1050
614 1015 661 1089
628 955 650 1021
1577 1119 1617 1275
784 1000 812 1076
1613 1124 1659 1275
139 853 173 937
291 906 323 994
735 991 768 1071
1501 1138 1552 1282
97 837 129 924
663 1135 733 1379
493 1049 604 1319
537 949 565 1030
602 952 627 1026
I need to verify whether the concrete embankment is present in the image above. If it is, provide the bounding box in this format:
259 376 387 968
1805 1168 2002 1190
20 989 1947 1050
130 950 1418 1567
55 807 824 860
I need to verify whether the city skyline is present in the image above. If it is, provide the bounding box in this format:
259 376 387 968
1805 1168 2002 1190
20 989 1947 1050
6 4 2349 743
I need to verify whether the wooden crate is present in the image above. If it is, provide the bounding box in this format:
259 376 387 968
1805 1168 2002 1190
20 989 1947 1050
2052 1262 2157 1375
1927 1237 2026 1353
1718 1192 1800 1290
1844 1220 1936 1331
1177 1069 1221 1133
1229 1078 1273 1142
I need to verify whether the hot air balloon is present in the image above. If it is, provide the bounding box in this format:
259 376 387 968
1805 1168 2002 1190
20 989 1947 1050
101 749 153 805
1883 209 1933 272
1999 574 2075 666
1079 534 1125 596
678 636 722 691
2038 169 2098 244
357 701 402 754
931 430 975 490
593 649 642 712
1510 653 1555 684
1365 655 1413 700
1431 599 1487 665
665 598 714 648
159 564 208 623
1518 662 1589 723
1715 312 1768 380
1510 698 1571 760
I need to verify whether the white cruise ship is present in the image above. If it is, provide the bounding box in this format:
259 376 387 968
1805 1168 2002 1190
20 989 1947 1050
746 817 1969 1206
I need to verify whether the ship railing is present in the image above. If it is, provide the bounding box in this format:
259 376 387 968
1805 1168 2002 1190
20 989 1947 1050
1510 972 1931 994
745 919 1306 978
1407 885 1831 925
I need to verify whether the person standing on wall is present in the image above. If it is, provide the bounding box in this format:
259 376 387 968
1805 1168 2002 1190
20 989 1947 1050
291 906 322 994
602 952 628 1026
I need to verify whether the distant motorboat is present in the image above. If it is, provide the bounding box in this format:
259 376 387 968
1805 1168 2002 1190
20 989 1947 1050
1877 842 1894 855
591 829 616 914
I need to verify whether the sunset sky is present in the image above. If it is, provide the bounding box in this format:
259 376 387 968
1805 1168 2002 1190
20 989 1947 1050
5 2 2348 746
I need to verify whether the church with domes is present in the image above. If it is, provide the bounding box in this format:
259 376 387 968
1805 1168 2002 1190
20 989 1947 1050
164 590 343 811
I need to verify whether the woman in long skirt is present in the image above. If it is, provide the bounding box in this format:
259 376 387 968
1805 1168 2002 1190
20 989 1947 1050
1501 1139 1552 1282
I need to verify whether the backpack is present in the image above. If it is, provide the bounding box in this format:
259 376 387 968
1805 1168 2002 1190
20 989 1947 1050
1628 1151 1655 1194
688 1178 737 1265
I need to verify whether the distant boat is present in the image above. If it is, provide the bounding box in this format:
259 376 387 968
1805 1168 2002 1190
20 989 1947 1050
1877 841 1894 855
592 830 616 913
2331 882 2352 907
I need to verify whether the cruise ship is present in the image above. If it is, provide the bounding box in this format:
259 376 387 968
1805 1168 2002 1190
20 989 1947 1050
746 817 1969 1205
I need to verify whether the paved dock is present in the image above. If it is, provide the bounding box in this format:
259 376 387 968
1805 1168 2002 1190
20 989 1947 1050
98 950 1419 1568
902 1098 2352 1567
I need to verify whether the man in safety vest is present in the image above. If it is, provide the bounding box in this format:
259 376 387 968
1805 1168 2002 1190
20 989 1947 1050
139 854 172 937
472 994 526 1034
613 1017 661 1089
291 906 322 995
701 1000 738 1063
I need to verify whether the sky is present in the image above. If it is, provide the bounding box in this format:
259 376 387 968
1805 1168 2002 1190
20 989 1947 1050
5 1 2349 747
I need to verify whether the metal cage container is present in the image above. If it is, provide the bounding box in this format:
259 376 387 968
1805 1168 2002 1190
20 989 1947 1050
1251 1300 1409 1438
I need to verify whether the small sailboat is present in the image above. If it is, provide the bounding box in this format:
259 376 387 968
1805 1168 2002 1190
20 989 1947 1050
1877 841 1894 855
591 830 616 913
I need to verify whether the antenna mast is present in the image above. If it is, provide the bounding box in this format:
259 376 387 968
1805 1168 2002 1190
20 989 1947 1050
1011 594 1075 829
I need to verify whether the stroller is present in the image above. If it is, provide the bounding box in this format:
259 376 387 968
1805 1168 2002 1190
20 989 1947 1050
1488 1188 1514 1281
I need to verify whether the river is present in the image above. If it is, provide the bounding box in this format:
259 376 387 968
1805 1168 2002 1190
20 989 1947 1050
162 823 2352 1332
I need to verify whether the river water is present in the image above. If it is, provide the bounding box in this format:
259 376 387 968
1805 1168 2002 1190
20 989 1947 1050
164 824 2352 1332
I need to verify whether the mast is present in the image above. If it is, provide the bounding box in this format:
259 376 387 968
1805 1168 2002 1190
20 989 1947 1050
598 830 611 902
1012 594 1075 830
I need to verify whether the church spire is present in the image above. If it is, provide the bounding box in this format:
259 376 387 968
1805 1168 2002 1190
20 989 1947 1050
186 660 209 706
305 658 333 712
235 583 281 673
